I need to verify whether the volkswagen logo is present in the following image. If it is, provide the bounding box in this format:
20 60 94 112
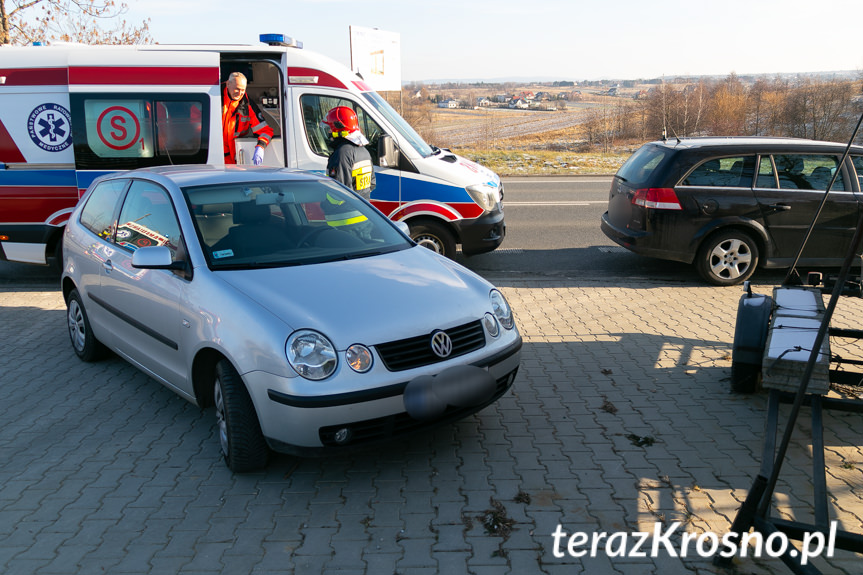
430 330 453 358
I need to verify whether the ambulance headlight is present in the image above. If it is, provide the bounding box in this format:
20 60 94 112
466 184 499 212
490 289 514 331
287 330 337 380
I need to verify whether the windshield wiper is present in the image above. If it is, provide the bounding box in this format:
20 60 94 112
215 261 301 270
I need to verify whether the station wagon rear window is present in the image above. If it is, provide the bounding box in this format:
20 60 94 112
616 145 672 187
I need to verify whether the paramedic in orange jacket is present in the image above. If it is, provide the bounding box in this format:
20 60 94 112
222 72 274 164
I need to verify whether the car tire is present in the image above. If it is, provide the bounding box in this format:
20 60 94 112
409 220 457 259
214 359 269 472
696 229 759 286
730 292 772 393
66 288 106 362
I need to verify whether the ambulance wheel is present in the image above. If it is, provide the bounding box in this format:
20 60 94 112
410 221 456 259
214 359 269 472
66 289 106 362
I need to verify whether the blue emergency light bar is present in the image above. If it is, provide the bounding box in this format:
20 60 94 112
259 34 303 49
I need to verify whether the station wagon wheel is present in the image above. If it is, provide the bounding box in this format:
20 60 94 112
214 359 269 472
410 220 456 259
696 230 759 286
66 288 105 362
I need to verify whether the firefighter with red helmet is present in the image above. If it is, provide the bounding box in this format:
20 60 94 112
322 106 375 199
222 72 274 165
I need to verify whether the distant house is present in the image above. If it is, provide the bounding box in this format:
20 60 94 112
494 94 510 103
509 98 530 109
520 90 535 101
476 97 492 107
437 99 458 109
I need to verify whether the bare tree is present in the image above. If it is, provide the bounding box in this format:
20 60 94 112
1 0 150 45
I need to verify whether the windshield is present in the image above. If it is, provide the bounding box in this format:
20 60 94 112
184 178 412 269
361 91 434 158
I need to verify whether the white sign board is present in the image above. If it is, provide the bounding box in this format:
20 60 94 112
349 26 402 92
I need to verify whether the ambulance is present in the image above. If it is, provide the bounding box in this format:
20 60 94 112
0 33 506 268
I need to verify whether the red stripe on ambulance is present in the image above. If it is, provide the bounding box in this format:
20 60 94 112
0 119 26 163
69 67 218 86
0 67 68 86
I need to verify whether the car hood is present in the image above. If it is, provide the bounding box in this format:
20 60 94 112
215 247 495 348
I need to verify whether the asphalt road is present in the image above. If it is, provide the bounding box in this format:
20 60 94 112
457 176 735 283
0 175 791 286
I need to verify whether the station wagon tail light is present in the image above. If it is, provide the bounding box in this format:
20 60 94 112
631 188 682 210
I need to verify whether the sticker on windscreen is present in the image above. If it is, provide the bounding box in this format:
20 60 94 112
212 249 234 259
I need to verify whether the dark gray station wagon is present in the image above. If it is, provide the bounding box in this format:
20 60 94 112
601 137 863 285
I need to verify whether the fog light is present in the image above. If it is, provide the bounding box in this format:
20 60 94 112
333 428 352 444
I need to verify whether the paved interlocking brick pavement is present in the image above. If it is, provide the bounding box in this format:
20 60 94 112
1 278 861 574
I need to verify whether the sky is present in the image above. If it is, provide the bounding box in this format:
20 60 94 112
122 0 863 83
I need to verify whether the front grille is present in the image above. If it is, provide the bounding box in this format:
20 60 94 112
375 320 486 372
318 367 518 447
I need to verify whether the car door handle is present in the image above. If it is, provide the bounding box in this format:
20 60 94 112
768 203 792 211
103 260 113 272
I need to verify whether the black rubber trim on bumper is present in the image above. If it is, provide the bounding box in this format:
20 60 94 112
267 334 523 409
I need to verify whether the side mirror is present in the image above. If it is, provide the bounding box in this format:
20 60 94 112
132 245 186 271
395 221 410 237
377 134 399 168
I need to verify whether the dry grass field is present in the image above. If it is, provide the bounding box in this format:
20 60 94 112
420 105 633 176
408 88 640 175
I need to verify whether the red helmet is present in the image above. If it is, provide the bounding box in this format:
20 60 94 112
323 106 359 137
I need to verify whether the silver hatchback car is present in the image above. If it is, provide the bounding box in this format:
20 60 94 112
61 166 521 472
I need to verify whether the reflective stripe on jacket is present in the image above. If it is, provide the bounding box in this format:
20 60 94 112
326 138 376 200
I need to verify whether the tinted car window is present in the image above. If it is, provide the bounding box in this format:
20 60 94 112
616 144 672 187
116 180 182 257
79 179 127 239
682 156 756 187
772 154 845 191
851 156 863 189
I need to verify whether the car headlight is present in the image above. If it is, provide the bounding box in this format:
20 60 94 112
490 289 514 331
286 330 337 380
466 184 499 212
346 344 373 373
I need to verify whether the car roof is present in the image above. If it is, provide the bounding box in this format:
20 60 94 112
648 136 863 153
104 165 329 188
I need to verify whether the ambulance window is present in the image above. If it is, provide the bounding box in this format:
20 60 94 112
300 94 385 163
79 179 127 240
155 102 203 157
116 181 182 258
83 99 155 159
71 94 209 170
